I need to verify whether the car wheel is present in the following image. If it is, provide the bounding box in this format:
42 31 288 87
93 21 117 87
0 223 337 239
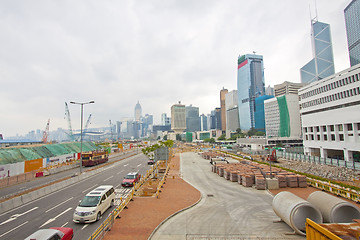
96 212 101 221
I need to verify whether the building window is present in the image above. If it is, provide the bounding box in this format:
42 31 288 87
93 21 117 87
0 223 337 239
305 135 308 140
322 126 327 131
315 126 320 132
304 127 308 133
310 127 313 132
339 134 344 141
324 135 328 141
310 135 314 140
317 135 320 141
330 125 334 131
338 125 343 131
356 74 359 81
331 134 335 141
347 123 353 131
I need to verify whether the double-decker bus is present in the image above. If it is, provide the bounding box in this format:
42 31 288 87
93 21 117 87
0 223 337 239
82 150 109 167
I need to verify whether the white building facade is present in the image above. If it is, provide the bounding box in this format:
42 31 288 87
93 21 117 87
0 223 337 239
299 64 360 162
225 90 240 138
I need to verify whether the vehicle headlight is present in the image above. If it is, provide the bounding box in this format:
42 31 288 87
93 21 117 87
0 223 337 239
74 210 79 215
90 210 96 215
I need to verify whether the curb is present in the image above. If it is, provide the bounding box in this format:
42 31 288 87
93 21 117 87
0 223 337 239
147 179 203 240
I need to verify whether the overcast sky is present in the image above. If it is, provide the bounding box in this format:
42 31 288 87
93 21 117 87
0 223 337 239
0 0 352 137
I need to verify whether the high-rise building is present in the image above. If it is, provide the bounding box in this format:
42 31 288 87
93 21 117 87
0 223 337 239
254 95 274 132
200 114 208 131
171 102 186 133
185 105 200 132
274 81 308 97
161 113 171 126
300 19 335 83
220 88 228 132
344 0 360 67
134 101 142 121
225 90 239 138
237 54 265 131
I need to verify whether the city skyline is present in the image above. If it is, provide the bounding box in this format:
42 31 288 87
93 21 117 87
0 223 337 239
0 0 351 137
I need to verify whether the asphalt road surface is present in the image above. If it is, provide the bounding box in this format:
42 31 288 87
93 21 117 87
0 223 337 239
0 152 151 240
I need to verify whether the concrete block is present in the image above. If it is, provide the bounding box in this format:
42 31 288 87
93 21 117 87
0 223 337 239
266 178 279 190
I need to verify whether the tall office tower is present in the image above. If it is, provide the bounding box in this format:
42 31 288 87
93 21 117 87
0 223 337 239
185 105 200 132
265 85 275 96
220 88 228 132
134 101 142 121
214 108 221 130
225 90 240 138
344 0 360 67
171 102 186 133
161 113 171 126
274 81 308 97
237 54 265 131
116 121 122 139
300 19 335 83
200 114 208 131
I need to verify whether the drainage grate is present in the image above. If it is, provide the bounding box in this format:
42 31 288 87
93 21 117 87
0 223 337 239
207 194 214 197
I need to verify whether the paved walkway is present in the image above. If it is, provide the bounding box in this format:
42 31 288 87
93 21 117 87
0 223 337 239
104 153 201 240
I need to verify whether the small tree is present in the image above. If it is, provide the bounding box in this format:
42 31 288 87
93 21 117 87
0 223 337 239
218 134 226 141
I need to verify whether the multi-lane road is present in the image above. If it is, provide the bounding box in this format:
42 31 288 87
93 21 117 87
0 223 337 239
0 152 150 240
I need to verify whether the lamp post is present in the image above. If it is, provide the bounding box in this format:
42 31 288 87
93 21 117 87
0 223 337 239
70 101 95 174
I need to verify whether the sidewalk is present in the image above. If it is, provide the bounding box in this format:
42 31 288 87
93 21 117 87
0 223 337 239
104 154 201 240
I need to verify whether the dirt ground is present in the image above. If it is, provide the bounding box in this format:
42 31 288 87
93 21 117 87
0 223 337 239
104 154 201 240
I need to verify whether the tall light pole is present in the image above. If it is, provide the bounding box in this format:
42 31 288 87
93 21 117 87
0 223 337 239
70 101 95 174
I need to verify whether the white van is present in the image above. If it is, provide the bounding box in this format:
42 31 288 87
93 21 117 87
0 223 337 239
73 185 115 223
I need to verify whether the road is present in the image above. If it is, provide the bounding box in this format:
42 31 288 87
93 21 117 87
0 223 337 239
0 152 150 240
0 150 137 200
151 152 304 239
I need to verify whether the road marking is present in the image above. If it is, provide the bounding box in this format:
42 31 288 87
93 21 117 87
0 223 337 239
0 221 28 238
123 164 129 167
103 176 113 182
137 164 142 167
61 222 68 227
46 197 73 212
115 183 122 188
39 207 72 228
0 207 38 225
82 184 98 193
117 170 124 175
81 224 89 230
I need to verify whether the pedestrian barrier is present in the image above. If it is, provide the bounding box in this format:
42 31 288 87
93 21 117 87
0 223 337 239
87 161 161 240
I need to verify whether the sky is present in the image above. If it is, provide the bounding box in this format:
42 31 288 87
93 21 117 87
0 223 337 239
0 0 352 137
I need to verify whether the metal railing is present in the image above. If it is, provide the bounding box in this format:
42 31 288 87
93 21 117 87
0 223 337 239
87 161 161 240
276 150 360 170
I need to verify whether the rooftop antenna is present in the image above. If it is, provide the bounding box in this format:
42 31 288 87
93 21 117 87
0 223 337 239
309 0 318 24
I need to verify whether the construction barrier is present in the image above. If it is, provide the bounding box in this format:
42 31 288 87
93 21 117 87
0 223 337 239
306 218 342 240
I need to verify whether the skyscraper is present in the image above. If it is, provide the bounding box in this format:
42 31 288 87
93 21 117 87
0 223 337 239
220 88 228 132
185 105 200 132
134 101 142 121
300 19 335 83
171 102 186 133
237 54 265 131
344 0 360 67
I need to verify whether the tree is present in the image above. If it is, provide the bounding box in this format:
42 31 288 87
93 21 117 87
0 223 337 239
176 134 182 141
218 134 226 141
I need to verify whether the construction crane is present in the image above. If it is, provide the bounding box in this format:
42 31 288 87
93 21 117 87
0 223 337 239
83 114 92 139
42 119 50 143
65 102 75 141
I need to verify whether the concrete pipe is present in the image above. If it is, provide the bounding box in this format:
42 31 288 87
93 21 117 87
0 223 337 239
272 191 323 235
307 191 360 223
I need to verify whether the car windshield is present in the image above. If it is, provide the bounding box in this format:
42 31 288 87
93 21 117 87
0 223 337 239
79 196 101 207
125 174 136 179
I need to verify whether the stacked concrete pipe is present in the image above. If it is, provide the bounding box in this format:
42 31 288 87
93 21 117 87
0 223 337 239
272 191 323 235
307 191 360 223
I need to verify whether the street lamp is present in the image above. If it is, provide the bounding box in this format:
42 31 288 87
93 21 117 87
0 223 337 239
70 101 95 174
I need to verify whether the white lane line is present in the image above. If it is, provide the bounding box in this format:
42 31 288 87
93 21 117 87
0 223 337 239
123 164 129 167
137 164 142 167
81 224 89 230
103 176 113 182
39 207 72 228
82 184 98 193
117 170 124 175
0 207 38 225
46 197 73 213
61 222 68 227
0 221 28 238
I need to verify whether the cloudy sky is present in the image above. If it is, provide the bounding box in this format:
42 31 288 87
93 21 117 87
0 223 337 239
0 0 352 137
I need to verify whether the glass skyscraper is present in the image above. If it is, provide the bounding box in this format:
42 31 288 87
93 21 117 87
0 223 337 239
300 20 335 83
344 0 360 67
237 54 265 131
